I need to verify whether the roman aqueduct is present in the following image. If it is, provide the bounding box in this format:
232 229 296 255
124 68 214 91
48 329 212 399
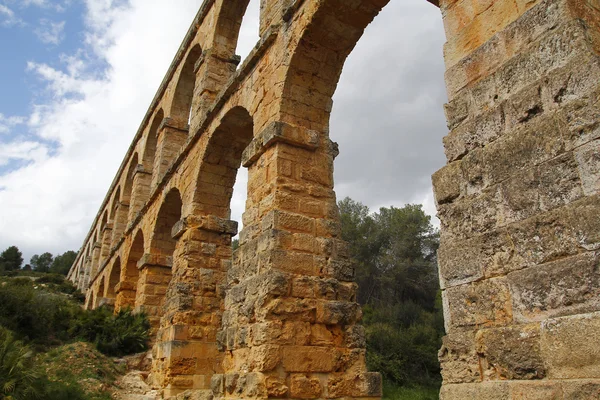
68 0 600 398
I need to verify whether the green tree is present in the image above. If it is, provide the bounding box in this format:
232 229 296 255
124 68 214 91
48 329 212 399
0 246 24 272
50 251 78 275
338 197 443 389
30 252 53 273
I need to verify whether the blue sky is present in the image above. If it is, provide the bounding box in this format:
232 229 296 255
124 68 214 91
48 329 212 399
0 0 87 174
0 0 446 265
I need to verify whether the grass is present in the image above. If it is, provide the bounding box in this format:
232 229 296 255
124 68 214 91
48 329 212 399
383 383 440 400
38 341 122 400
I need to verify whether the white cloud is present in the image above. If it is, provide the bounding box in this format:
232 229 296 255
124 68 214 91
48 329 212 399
0 113 26 134
0 0 446 263
0 4 23 27
0 141 48 167
34 19 66 45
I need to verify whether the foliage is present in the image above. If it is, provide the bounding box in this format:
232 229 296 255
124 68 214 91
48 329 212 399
382 382 440 400
0 279 81 347
0 278 148 356
70 306 150 357
339 197 443 390
0 327 42 400
49 251 78 276
0 246 23 272
30 252 53 273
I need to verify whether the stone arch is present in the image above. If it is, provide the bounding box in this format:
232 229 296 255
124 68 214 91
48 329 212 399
99 210 112 265
111 186 129 248
94 278 105 309
280 0 391 132
123 153 138 205
213 0 252 57
142 109 164 172
150 188 183 256
169 44 203 128
193 106 254 218
107 256 121 300
117 230 144 312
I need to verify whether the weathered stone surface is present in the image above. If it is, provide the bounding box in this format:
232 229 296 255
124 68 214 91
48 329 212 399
67 0 600 397
562 380 600 400
476 324 545 380
444 277 513 328
509 252 600 322
440 382 511 400
438 330 480 384
541 312 600 379
509 381 562 400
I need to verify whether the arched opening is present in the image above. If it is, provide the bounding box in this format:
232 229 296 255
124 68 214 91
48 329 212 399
142 109 164 172
118 230 144 311
107 257 121 299
95 278 105 309
123 153 138 206
99 211 111 264
194 106 253 219
151 189 183 256
213 0 257 63
170 44 202 128
110 187 128 248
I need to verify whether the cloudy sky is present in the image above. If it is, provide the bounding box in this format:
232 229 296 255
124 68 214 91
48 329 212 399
0 0 447 263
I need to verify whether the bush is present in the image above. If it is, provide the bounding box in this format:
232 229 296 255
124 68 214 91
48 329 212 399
70 307 150 356
0 281 82 347
37 273 67 285
0 327 43 400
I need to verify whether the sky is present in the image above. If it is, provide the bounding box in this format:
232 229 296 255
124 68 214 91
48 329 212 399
0 0 448 264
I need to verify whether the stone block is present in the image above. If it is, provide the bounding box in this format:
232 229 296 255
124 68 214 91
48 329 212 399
432 160 463 205
289 374 322 398
541 312 600 379
476 324 545 380
438 330 480 384
282 346 339 373
509 252 600 322
576 139 600 196
444 277 513 328
509 381 562 400
562 380 600 400
440 382 510 400
438 229 517 288
326 372 382 398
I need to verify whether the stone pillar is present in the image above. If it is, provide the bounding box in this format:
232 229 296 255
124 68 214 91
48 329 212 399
151 215 238 397
129 165 152 223
115 281 137 312
211 122 381 400
190 49 240 130
135 253 173 330
151 119 189 190
433 0 600 397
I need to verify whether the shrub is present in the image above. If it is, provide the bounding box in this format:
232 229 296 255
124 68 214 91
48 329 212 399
0 327 43 400
70 307 150 356
0 281 82 347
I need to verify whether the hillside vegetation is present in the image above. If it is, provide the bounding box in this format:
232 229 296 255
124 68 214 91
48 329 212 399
0 273 150 400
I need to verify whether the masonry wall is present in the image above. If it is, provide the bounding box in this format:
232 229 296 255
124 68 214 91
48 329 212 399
66 0 600 398
434 0 600 397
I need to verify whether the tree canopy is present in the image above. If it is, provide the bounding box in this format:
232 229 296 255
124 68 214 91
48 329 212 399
0 246 23 272
339 197 443 389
